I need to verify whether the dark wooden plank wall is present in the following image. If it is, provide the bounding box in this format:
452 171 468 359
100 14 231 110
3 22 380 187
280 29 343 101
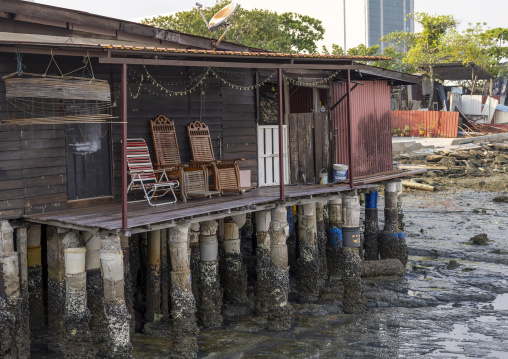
220 69 258 186
0 53 71 219
110 66 227 199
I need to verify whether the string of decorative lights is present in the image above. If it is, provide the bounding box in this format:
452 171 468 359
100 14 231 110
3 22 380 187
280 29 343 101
209 68 276 90
282 70 341 87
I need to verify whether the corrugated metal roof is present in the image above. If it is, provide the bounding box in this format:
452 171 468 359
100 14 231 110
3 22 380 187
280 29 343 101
99 44 390 60
0 39 389 61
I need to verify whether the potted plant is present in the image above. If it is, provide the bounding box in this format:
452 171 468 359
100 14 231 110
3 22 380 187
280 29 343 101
418 123 425 137
402 125 411 137
392 128 400 137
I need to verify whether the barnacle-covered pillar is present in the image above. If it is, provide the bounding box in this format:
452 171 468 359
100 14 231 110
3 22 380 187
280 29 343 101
326 198 343 278
297 203 320 303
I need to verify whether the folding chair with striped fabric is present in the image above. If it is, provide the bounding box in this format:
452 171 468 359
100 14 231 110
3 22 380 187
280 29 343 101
126 138 179 206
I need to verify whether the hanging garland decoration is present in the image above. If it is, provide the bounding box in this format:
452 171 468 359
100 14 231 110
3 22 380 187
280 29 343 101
126 66 278 98
209 68 276 91
282 70 341 87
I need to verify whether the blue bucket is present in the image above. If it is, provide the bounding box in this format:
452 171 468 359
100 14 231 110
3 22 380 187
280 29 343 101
333 164 348 182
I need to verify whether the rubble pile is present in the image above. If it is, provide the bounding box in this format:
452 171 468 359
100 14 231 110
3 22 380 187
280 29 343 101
395 142 508 180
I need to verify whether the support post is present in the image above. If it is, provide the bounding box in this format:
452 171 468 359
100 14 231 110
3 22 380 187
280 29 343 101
121 63 128 232
346 69 354 189
189 223 201 315
396 181 404 232
364 190 380 261
268 206 292 331
146 230 162 323
0 221 22 358
315 201 328 281
297 203 320 303
160 229 170 321
340 191 366 314
169 225 198 358
379 181 408 268
121 235 136 330
27 225 45 330
84 231 106 344
255 210 271 316
326 198 343 278
223 216 247 304
46 225 67 352
198 220 222 328
100 233 132 358
277 67 285 201
16 227 30 358
63 230 93 358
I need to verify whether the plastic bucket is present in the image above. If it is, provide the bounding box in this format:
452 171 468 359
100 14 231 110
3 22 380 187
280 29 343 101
64 247 86 274
333 164 348 182
200 235 218 261
100 251 124 281
342 227 361 248
319 169 328 185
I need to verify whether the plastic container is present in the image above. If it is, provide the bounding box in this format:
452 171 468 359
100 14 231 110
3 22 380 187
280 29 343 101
200 235 218 261
319 169 328 185
333 164 348 182
27 245 42 267
100 251 124 281
64 247 86 274
342 227 361 248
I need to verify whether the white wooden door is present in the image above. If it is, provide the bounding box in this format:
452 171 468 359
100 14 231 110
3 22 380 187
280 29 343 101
257 125 290 187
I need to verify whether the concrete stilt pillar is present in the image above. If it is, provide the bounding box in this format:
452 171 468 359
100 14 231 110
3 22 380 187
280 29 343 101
169 225 198 358
27 225 45 330
121 235 136 330
326 198 343 278
129 234 141 331
63 230 93 358
46 226 67 352
16 227 30 358
268 205 292 331
340 191 366 314
198 220 222 328
379 181 408 268
364 190 380 261
223 215 247 304
297 203 320 303
0 221 22 359
146 230 162 323
189 223 201 313
83 231 106 344
315 201 328 281
255 210 271 316
100 233 132 358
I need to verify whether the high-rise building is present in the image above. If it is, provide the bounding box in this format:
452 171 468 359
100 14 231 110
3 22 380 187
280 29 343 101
342 0 414 52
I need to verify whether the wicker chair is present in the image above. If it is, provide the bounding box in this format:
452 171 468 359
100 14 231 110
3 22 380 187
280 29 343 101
186 120 249 194
150 115 219 202
126 138 178 206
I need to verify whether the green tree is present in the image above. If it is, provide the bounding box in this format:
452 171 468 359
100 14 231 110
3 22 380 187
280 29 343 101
142 0 325 53
386 13 457 109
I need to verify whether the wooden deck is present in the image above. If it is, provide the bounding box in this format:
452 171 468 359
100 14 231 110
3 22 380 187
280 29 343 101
24 170 425 234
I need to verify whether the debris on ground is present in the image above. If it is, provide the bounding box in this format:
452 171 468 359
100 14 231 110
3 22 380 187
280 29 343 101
469 233 489 245
493 195 508 203
447 260 460 270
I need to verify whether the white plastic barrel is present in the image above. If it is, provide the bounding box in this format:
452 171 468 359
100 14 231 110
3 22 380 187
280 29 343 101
64 247 86 274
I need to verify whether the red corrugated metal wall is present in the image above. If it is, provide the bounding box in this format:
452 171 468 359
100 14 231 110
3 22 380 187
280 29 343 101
331 81 393 177
391 111 459 137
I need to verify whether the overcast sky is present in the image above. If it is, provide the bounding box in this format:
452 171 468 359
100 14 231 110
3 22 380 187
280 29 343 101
33 0 506 50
